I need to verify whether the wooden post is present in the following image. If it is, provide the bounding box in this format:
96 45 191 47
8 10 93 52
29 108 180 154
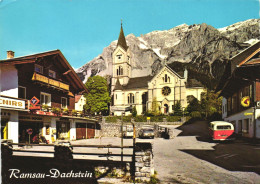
132 121 136 182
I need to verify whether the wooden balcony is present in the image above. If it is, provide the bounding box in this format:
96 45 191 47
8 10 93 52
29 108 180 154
32 72 69 91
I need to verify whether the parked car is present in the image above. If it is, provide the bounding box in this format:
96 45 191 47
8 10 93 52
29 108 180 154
209 121 235 141
139 128 154 139
123 125 134 138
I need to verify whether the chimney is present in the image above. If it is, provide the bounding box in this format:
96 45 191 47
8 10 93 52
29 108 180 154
184 68 188 81
7 51 15 59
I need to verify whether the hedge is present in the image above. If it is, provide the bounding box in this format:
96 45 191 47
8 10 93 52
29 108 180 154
104 115 183 123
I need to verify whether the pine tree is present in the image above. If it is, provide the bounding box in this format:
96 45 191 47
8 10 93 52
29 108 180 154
173 101 182 116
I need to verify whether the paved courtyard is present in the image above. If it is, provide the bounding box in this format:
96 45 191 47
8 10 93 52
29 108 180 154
154 121 260 184
12 121 260 184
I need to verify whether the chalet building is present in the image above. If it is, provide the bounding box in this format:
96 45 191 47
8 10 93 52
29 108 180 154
111 24 205 116
216 41 260 139
75 95 86 112
0 50 98 143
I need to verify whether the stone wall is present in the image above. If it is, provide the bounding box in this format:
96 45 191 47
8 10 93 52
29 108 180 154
100 120 182 138
135 142 154 182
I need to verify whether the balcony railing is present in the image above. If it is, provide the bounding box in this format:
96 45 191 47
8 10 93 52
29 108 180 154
32 72 69 91
30 105 101 121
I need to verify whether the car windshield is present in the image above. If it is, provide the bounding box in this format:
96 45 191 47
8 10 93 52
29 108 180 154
143 129 153 133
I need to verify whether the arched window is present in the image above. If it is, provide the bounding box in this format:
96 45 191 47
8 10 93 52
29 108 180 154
117 66 123 76
120 67 123 75
128 93 135 104
168 77 170 82
165 74 167 82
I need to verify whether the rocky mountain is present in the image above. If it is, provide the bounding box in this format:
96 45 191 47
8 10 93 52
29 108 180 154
76 19 259 89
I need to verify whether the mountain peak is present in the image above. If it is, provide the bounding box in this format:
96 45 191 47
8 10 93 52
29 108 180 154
76 19 260 87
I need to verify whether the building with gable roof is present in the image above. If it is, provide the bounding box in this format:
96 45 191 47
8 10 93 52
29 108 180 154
216 41 260 139
111 24 205 116
0 50 98 143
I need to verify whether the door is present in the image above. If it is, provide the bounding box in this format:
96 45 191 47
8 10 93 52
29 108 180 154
19 121 43 143
76 123 86 140
238 120 242 134
56 121 70 140
164 104 169 114
87 123 95 139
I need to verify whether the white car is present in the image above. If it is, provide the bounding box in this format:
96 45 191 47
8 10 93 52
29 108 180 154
139 128 154 139
123 126 134 138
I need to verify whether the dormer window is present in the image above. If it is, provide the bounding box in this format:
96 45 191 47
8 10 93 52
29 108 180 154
117 54 122 60
49 70 56 78
35 64 43 74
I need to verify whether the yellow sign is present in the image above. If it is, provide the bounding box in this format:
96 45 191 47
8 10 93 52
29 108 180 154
241 96 250 107
244 113 253 116
147 117 150 120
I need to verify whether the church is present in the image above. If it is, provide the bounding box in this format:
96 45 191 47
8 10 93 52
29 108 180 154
111 24 205 116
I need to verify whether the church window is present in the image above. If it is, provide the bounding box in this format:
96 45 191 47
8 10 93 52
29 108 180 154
128 93 135 104
162 86 171 96
168 77 170 82
117 66 123 76
120 67 123 75
117 54 122 60
165 74 168 82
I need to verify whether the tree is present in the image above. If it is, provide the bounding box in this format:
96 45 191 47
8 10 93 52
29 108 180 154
151 97 160 115
84 76 111 115
186 98 201 114
131 106 137 117
173 101 182 116
201 90 222 118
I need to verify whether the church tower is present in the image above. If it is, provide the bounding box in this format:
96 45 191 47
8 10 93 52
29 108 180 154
111 22 131 92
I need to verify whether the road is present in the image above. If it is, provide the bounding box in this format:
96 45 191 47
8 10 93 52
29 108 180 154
154 121 260 184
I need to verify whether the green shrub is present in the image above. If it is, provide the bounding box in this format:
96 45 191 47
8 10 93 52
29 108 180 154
131 106 137 117
190 111 202 119
166 116 181 122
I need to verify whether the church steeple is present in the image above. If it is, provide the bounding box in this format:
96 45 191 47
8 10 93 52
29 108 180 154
117 21 128 51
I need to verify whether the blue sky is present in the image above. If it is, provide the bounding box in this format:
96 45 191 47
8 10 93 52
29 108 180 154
0 0 259 68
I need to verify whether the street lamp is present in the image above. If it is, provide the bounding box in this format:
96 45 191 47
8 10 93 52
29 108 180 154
182 107 185 122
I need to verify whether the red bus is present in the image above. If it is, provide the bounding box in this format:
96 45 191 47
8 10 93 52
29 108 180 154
209 121 235 141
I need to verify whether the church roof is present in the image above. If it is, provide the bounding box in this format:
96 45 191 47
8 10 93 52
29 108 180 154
117 24 128 51
114 76 154 91
186 79 204 88
114 79 124 90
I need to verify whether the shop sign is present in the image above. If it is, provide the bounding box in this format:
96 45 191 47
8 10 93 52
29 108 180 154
244 112 253 116
256 101 260 109
241 96 250 107
19 115 43 121
0 97 26 109
29 96 40 110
